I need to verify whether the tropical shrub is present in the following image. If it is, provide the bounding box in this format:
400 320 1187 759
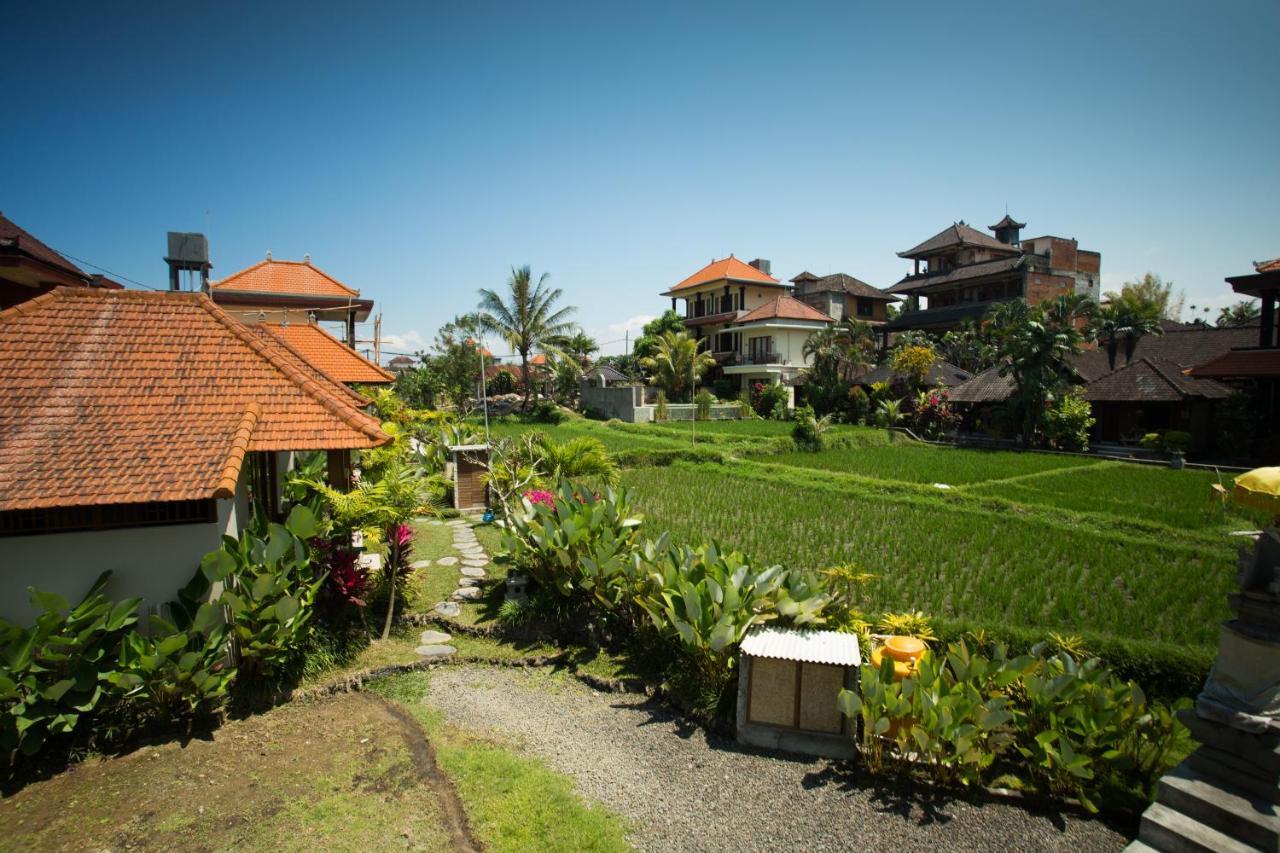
874 398 903 428
838 641 1191 813
1139 432 1163 450
790 405 831 451
199 505 325 678
488 369 517 395
654 389 669 422
634 541 831 699
907 387 960 439
498 482 645 609
875 610 937 642
891 344 936 390
751 381 788 420
1042 392 1095 452
1162 430 1191 454
846 385 871 424
0 573 140 757
694 389 713 420
525 399 567 424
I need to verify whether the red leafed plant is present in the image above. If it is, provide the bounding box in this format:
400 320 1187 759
312 536 370 607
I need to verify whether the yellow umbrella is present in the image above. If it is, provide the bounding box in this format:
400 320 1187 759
1233 467 1280 519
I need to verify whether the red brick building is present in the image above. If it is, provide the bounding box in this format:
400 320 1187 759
885 215 1100 333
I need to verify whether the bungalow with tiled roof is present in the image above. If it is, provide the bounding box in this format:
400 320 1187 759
0 288 389 623
0 210 123 309
210 253 373 346
661 256 835 403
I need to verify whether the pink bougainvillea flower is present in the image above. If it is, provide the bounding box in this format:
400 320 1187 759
522 489 556 507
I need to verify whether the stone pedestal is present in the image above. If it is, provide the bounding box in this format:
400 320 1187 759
1129 531 1280 852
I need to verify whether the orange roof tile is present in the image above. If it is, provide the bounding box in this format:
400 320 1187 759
241 325 377 409
664 256 782 294
738 295 834 323
0 288 389 511
211 258 359 298
260 323 395 385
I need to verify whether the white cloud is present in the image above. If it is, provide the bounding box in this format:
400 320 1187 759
380 329 426 353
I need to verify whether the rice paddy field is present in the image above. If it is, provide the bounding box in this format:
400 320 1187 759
483 415 1265 651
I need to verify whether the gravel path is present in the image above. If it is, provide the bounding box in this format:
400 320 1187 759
424 666 1129 852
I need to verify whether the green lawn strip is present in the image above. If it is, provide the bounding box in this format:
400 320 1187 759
408 519 464 615
370 672 631 853
955 458 1116 489
620 461 1234 647
739 457 1239 551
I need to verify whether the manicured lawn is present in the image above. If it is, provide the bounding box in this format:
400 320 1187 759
620 459 1240 647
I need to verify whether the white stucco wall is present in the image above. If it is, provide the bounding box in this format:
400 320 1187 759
0 470 250 625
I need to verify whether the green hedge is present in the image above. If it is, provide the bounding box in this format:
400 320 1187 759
611 446 730 468
931 617 1213 702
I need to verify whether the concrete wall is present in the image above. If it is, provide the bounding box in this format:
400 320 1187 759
0 463 259 625
580 383 646 421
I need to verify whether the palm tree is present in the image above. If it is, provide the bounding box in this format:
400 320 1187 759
477 266 577 411
1217 300 1261 328
561 330 600 366
639 330 715 402
1090 302 1163 371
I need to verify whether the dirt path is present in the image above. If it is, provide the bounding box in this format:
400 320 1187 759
424 665 1131 853
375 694 483 852
1 692 463 852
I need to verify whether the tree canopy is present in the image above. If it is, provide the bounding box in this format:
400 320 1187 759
477 265 577 409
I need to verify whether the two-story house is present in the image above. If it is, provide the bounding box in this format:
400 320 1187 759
661 255 833 404
884 215 1100 334
789 272 898 325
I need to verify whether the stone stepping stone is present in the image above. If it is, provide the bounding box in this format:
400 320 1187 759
461 558 488 568
446 519 467 527
411 559 431 569
415 644 456 659
434 601 461 617
457 578 479 588
458 545 485 555
436 556 459 566
453 537 478 547
419 629 452 645
460 566 487 578
451 587 482 601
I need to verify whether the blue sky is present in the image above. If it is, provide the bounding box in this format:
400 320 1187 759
6 1 1279 357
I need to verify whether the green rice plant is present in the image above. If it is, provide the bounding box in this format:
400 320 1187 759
619 461 1236 648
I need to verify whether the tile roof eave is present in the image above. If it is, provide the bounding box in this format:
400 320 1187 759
198 296 389 448
214 403 262 498
249 326 378 407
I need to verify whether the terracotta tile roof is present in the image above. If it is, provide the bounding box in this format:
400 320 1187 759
664 255 781 294
0 211 86 279
1188 348 1280 379
898 222 1020 259
241 325 376 409
211 258 359 298
259 323 395 385
1255 257 1280 273
789 271 821 283
738 295 833 323
1083 357 1232 403
0 288 389 511
989 215 1026 230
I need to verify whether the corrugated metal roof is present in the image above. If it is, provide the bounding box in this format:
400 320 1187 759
741 627 861 666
